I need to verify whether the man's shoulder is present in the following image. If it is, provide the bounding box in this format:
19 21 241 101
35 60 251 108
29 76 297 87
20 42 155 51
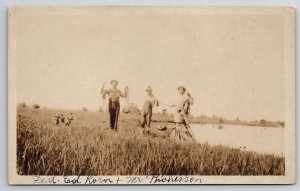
147 94 156 100
109 88 121 92
181 95 190 103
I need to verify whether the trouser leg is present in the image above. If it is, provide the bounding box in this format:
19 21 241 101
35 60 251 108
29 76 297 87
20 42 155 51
139 113 146 135
109 110 115 129
113 104 120 130
140 113 146 128
146 111 152 127
145 110 152 133
109 100 117 129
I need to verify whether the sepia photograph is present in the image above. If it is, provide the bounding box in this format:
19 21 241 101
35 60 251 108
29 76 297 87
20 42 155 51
8 6 295 184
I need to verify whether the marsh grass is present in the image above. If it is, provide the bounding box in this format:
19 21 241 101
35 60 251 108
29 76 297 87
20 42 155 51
17 107 285 176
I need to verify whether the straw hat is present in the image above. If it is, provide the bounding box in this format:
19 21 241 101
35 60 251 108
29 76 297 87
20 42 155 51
110 80 118 85
177 86 186 92
145 86 153 92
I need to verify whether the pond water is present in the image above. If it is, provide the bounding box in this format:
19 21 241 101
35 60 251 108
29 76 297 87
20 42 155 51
190 124 284 156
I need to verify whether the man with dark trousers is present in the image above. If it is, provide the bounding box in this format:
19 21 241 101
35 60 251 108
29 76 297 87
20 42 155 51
101 80 128 131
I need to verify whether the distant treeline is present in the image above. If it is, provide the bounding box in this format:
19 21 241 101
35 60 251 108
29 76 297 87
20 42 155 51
151 113 284 128
18 102 285 128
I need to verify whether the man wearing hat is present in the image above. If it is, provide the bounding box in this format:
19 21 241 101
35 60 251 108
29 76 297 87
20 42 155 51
140 86 159 134
169 86 195 143
176 86 193 119
101 80 128 131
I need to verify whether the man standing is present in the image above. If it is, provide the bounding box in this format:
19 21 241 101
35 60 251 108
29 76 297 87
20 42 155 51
140 86 159 135
170 86 195 143
101 80 128 131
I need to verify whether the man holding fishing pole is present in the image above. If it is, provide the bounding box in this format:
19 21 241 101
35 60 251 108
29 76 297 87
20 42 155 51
101 80 128 131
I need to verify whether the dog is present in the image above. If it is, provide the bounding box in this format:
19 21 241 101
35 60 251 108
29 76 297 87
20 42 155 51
52 113 74 126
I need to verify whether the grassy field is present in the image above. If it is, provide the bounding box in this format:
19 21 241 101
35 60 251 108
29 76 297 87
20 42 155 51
17 107 285 176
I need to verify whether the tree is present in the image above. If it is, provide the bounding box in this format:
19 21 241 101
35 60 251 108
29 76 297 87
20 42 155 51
82 107 88 112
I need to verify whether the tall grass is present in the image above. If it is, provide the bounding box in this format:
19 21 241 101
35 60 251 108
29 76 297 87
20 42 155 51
17 108 284 176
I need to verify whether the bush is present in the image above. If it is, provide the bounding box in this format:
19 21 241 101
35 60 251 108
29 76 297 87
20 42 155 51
260 119 267 124
32 104 40 109
18 102 27 108
82 107 88 112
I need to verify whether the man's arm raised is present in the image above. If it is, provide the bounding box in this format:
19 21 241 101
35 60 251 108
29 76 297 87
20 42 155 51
119 86 128 98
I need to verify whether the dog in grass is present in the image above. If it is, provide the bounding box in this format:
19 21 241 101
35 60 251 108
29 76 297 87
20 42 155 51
52 113 74 126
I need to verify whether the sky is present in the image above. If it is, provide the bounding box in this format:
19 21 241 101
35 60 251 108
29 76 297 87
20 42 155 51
15 7 285 121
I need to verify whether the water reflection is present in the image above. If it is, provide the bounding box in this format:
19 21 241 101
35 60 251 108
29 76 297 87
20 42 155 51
190 124 284 156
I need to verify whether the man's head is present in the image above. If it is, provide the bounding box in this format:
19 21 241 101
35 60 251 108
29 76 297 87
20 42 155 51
111 80 118 88
146 86 153 95
177 86 186 95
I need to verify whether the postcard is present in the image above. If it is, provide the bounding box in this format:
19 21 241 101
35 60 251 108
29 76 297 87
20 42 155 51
8 6 295 184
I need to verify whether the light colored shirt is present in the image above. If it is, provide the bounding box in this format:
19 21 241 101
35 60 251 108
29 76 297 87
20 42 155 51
144 94 159 107
102 88 126 102
141 94 159 114
174 94 191 123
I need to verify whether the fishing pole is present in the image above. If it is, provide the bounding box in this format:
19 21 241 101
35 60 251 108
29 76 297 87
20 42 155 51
159 101 175 108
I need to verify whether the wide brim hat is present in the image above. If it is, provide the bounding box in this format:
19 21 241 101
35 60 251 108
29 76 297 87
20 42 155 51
145 86 153 92
110 80 118 85
177 86 186 92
